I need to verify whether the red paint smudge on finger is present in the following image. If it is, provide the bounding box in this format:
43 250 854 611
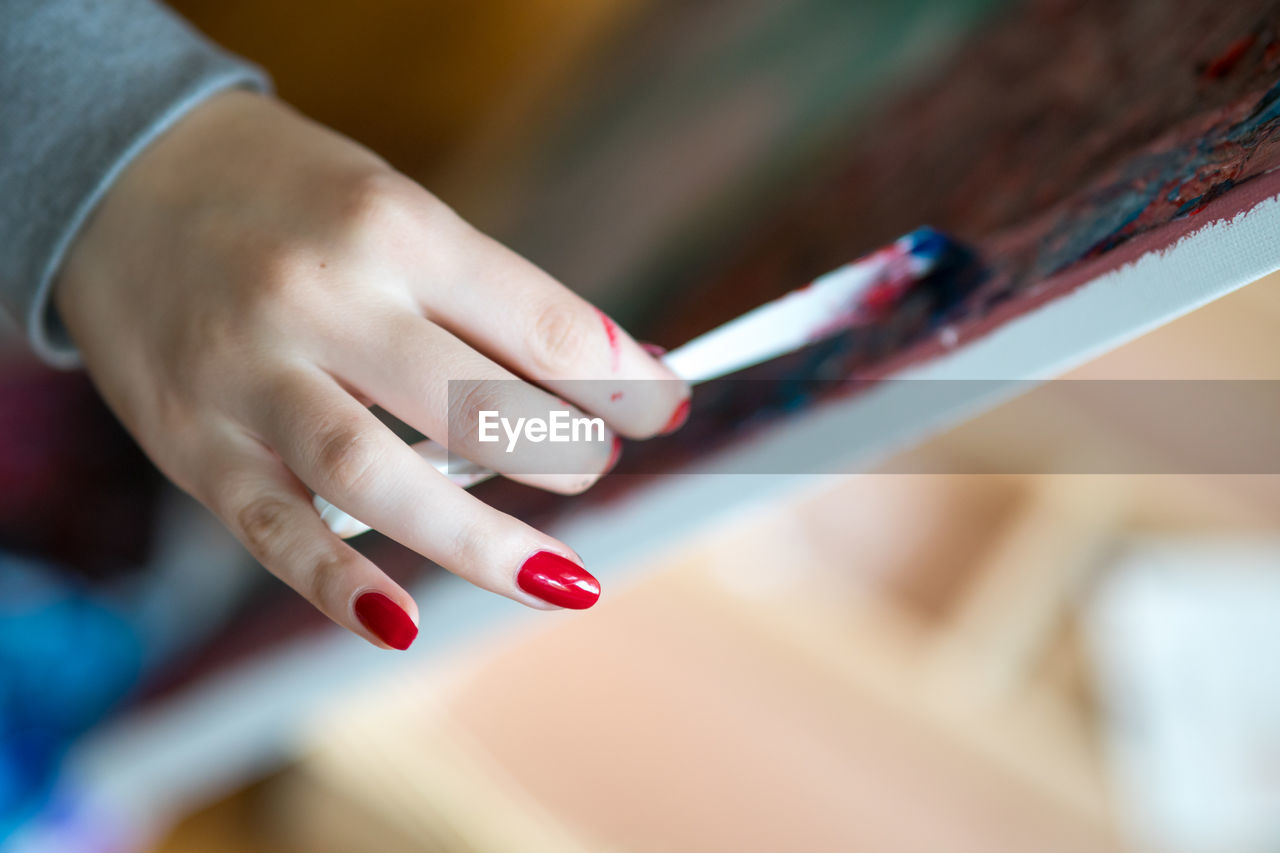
596 308 621 371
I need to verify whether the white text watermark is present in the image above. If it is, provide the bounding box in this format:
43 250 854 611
477 410 606 452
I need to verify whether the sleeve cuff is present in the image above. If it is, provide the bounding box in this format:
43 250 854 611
0 0 272 367
32 68 271 367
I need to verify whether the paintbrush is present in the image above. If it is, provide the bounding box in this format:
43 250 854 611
317 227 966 538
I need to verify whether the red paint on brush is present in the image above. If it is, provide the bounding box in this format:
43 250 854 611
860 270 917 318
804 251 923 344
1203 34 1256 79
517 551 600 609
354 592 418 650
861 247 932 318
596 309 622 371
640 342 667 358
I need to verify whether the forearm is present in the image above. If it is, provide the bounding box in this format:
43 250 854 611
0 0 269 366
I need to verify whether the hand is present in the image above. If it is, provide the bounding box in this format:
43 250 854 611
55 91 689 650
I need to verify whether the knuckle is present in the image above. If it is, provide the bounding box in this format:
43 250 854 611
448 381 507 442
529 301 591 376
236 496 294 558
314 423 385 498
305 551 351 608
202 465 256 519
338 170 421 242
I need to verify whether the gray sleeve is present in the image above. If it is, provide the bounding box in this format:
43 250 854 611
0 0 270 367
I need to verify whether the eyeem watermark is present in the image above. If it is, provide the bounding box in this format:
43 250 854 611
451 378 1280 476
478 410 606 453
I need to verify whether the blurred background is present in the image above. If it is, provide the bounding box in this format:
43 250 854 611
5 0 1280 851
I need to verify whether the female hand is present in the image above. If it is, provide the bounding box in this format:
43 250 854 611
55 91 689 650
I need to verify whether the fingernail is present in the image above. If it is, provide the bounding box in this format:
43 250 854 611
661 399 691 435
354 592 418 650
640 342 667 358
605 435 623 473
518 551 601 609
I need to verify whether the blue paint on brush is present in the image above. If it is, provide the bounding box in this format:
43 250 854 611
896 227 984 325
900 226 961 269
859 227 981 324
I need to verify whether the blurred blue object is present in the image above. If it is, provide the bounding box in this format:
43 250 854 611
0 554 144 842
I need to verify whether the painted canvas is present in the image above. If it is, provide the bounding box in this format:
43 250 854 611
471 0 1280 526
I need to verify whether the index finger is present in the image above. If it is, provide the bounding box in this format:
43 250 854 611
416 227 691 439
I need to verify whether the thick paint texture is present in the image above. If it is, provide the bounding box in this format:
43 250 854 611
655 0 1280 350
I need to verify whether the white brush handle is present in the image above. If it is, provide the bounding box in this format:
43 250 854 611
316 251 911 538
662 258 888 380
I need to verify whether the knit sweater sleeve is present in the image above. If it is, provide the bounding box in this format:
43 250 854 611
0 0 270 366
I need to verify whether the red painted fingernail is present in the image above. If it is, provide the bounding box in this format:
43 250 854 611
354 592 418 650
605 435 623 473
640 342 667 357
518 551 601 609
661 399 691 434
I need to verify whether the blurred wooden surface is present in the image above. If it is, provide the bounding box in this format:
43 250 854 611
169 0 650 222
264 474 1120 852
